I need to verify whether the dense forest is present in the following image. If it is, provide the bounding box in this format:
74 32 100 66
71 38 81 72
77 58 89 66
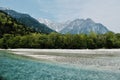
0 32 120 49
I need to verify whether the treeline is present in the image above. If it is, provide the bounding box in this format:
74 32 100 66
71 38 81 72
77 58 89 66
0 32 120 49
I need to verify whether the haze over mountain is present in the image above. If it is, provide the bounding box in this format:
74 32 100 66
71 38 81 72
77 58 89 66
0 7 55 34
61 18 109 34
38 18 70 32
0 7 110 34
38 18 109 34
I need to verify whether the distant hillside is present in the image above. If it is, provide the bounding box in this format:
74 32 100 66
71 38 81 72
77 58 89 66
60 18 109 34
0 10 35 37
38 17 109 34
0 7 55 34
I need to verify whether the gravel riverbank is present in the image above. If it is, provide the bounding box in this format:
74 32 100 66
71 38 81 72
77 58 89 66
8 49 120 71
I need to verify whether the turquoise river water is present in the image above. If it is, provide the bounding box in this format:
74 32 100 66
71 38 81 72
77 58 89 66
0 50 120 80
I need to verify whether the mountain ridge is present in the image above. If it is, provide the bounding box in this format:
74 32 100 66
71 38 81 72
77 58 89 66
60 18 109 34
38 18 109 34
38 18 70 32
0 7 110 34
0 7 55 34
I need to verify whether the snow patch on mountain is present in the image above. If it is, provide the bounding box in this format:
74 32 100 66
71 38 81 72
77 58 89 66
38 18 70 32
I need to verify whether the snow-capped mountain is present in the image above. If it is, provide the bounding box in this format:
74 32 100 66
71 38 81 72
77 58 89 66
60 18 109 34
38 18 70 32
38 18 109 34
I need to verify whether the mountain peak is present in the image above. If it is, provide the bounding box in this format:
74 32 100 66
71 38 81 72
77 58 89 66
38 18 69 32
86 18 94 23
60 18 109 34
74 19 85 22
86 18 92 20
